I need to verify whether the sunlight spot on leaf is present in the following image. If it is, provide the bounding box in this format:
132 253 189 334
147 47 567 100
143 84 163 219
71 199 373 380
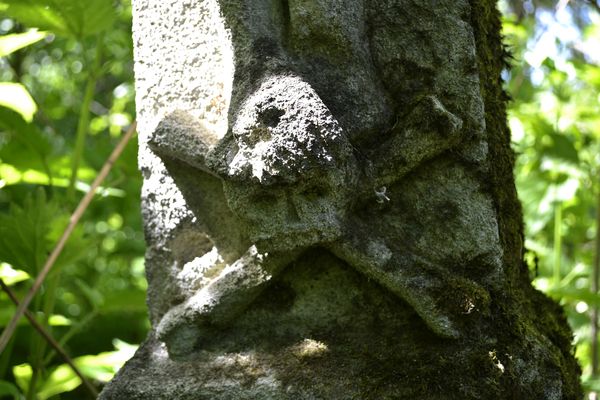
0 164 22 185
0 29 47 57
509 116 525 142
0 82 37 122
576 301 589 314
0 263 29 286
12 363 32 393
48 314 72 326
539 91 557 114
533 277 550 292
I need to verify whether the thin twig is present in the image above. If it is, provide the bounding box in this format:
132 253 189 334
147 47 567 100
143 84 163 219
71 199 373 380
0 279 98 398
0 121 137 354
592 176 600 380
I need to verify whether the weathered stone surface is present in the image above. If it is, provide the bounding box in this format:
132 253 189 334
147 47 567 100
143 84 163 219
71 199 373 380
100 0 581 398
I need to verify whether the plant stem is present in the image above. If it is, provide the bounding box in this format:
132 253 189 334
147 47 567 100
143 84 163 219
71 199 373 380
0 279 98 398
43 310 97 366
68 39 103 199
592 178 600 379
26 293 44 400
553 201 562 283
0 122 137 354
0 327 15 379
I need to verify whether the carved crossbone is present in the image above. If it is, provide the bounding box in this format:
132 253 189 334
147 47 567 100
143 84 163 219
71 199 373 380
149 75 502 356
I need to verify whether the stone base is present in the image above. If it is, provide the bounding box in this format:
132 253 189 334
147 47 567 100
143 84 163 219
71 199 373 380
99 250 571 399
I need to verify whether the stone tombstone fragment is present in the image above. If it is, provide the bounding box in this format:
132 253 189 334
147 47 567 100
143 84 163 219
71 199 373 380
100 0 581 398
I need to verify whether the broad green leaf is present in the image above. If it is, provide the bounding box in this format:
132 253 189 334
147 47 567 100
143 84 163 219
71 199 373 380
0 108 53 173
546 286 600 307
583 377 600 392
75 340 137 382
544 133 579 164
0 380 22 400
0 0 117 38
0 30 47 57
0 1 67 36
37 365 81 400
13 341 137 399
0 263 30 286
48 314 72 326
13 363 80 400
0 83 37 122
0 189 56 274
12 364 31 393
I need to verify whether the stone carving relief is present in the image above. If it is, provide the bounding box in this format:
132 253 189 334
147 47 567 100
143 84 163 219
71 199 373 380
144 0 503 357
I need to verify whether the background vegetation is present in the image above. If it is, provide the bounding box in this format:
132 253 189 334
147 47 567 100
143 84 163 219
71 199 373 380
0 0 597 398
502 0 600 394
0 1 144 399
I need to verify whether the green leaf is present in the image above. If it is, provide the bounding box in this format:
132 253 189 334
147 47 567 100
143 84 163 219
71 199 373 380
0 83 37 122
0 263 30 286
544 133 579 164
0 380 22 400
100 288 146 313
13 363 80 400
12 364 31 393
48 314 72 326
12 341 137 399
37 365 81 400
0 0 117 38
0 189 56 274
0 29 47 57
75 339 137 382
546 286 600 307
0 107 55 183
0 1 66 35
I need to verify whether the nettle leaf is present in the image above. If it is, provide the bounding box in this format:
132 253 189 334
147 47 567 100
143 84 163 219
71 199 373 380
0 1 68 36
0 83 37 122
0 263 30 286
0 107 54 173
0 0 117 38
0 189 57 274
529 118 579 164
544 132 579 164
49 218 89 273
0 29 47 57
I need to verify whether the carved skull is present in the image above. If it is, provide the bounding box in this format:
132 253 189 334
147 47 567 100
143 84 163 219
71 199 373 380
219 75 360 251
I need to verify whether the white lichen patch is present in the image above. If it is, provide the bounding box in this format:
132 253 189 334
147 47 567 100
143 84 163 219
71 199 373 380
290 338 329 359
489 350 505 374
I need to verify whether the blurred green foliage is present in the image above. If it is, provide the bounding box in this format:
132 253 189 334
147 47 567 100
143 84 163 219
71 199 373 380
0 0 146 398
0 0 599 398
502 0 600 394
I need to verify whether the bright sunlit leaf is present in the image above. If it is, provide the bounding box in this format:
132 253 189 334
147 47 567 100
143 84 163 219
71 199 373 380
0 83 37 122
0 263 29 286
12 340 138 399
12 364 31 393
13 362 81 400
75 340 137 382
48 314 72 326
0 0 116 38
0 30 47 57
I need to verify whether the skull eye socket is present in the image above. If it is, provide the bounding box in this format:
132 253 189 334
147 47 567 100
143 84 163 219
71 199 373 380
257 106 284 128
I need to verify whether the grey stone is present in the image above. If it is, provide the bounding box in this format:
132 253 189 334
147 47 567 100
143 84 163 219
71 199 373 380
100 0 581 398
